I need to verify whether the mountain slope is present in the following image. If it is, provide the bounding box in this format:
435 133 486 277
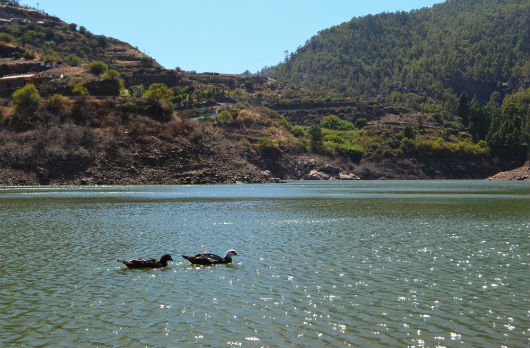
267 0 530 109
0 2 156 71
0 1 525 185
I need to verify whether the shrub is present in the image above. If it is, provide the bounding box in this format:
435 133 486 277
255 136 278 152
323 133 343 144
0 33 15 43
43 49 60 63
354 117 368 129
234 102 247 110
291 125 305 137
73 83 89 97
403 125 415 139
279 118 292 131
144 83 173 102
12 84 40 108
102 69 124 90
308 124 323 152
320 115 354 130
217 109 233 123
232 88 245 98
400 137 415 152
45 93 68 111
22 49 35 60
65 54 82 66
88 61 108 75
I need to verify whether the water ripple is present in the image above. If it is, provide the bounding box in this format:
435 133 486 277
1 181 528 347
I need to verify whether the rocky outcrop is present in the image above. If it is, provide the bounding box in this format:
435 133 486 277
487 162 530 181
305 169 360 180
305 164 360 180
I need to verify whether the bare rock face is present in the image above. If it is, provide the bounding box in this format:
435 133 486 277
339 172 360 180
305 168 360 180
487 162 530 181
306 169 332 180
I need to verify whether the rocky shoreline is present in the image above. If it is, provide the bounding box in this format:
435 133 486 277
486 162 530 181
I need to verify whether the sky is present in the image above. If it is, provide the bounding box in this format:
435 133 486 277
20 0 443 74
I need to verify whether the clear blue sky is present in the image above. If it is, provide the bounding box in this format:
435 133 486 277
21 0 443 74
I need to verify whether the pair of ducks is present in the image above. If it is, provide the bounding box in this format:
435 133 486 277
118 250 239 268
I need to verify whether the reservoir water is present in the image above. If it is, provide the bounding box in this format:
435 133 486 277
1 181 528 347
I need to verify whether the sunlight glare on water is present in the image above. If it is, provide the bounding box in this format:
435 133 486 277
0 181 528 347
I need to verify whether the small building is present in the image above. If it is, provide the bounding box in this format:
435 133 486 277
0 73 39 93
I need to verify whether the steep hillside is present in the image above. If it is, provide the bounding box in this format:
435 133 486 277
0 1 156 72
267 0 529 109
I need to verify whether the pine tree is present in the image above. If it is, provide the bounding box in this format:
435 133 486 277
457 91 470 127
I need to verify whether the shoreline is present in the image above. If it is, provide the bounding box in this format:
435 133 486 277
486 162 530 181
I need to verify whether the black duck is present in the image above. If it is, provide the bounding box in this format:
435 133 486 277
117 254 173 268
182 249 239 265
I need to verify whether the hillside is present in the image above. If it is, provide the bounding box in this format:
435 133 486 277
267 0 530 108
0 1 155 74
0 1 527 184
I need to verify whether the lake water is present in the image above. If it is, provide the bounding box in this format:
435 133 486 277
1 181 528 347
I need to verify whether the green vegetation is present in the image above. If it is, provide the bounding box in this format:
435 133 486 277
291 125 305 137
320 115 354 131
217 110 233 123
45 93 68 111
0 11 138 66
403 125 415 139
308 124 323 152
12 84 40 109
88 61 108 75
401 137 489 159
73 82 89 97
268 0 529 111
265 0 529 163
42 49 60 63
102 69 125 90
65 54 82 66
144 83 173 103
279 118 292 131
354 118 367 129
486 89 530 160
0 32 15 43
255 136 279 153
22 48 35 59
